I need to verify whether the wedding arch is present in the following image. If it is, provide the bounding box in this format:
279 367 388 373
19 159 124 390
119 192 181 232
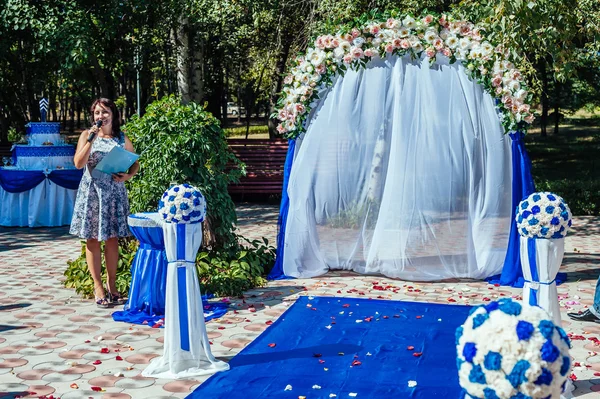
268 12 536 286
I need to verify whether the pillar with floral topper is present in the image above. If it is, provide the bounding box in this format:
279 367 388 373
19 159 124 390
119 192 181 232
142 184 229 379
515 192 573 326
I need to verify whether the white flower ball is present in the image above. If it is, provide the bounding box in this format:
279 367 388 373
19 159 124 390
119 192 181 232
456 298 571 399
516 192 572 239
158 183 207 224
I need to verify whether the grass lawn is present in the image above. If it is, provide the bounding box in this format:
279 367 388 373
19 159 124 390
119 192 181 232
525 115 600 216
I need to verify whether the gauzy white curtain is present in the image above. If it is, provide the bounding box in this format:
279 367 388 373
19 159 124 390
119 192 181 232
282 55 513 281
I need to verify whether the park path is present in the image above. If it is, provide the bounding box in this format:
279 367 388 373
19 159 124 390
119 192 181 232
0 205 599 398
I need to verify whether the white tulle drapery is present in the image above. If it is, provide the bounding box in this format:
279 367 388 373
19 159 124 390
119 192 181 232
520 237 564 326
142 222 229 379
282 55 513 281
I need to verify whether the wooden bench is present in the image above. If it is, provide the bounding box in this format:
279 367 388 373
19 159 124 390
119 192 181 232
227 139 288 196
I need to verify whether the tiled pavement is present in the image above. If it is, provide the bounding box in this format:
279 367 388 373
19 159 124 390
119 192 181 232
1 205 599 398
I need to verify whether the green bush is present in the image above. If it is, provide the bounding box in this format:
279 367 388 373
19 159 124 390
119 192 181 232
534 178 600 216
63 96 275 298
124 95 245 250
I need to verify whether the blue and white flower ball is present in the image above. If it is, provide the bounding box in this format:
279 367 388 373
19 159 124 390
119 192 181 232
516 192 572 239
158 183 207 224
456 298 571 399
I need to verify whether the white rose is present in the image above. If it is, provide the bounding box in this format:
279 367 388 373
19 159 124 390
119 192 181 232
458 37 471 50
402 16 416 29
333 47 345 60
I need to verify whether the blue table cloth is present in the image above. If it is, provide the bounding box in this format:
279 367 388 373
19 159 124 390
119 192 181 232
112 213 228 327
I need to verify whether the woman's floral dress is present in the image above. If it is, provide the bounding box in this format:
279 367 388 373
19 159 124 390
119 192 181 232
70 133 131 240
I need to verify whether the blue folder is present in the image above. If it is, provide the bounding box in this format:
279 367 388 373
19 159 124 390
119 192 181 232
95 146 139 174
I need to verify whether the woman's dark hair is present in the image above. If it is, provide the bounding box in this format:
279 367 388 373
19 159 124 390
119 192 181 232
90 98 121 137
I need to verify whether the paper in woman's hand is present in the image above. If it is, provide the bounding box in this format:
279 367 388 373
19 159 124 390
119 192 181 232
94 146 139 175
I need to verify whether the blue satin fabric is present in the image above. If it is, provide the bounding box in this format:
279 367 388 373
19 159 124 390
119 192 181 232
0 168 82 193
47 169 84 190
268 139 296 280
488 132 536 288
526 238 540 306
189 296 471 399
112 221 168 327
112 216 228 327
176 223 191 351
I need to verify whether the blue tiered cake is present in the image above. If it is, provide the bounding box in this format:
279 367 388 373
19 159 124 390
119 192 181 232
11 122 76 170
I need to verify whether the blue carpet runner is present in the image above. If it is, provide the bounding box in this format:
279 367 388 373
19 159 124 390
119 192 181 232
188 296 472 399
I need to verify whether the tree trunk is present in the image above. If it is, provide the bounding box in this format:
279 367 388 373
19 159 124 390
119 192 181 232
69 95 75 133
539 59 549 137
553 82 560 135
190 31 204 103
90 55 111 98
172 18 191 104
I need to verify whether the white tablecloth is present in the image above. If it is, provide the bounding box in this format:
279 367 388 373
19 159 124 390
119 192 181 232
0 181 77 227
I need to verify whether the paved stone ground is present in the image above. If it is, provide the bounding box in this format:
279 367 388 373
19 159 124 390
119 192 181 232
0 204 599 398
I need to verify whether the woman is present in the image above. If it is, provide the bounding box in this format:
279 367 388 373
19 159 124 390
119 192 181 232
70 98 139 308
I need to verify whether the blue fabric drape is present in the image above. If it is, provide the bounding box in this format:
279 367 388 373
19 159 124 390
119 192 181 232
0 168 83 193
488 131 535 287
0 169 46 193
268 139 296 280
112 217 228 327
112 223 168 327
47 169 84 190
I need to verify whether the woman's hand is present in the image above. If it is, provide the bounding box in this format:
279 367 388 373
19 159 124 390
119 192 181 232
112 172 131 182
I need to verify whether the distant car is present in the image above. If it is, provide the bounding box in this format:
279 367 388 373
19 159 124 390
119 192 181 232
227 102 245 116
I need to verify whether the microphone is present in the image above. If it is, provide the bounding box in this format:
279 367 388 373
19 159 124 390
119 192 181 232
87 120 102 142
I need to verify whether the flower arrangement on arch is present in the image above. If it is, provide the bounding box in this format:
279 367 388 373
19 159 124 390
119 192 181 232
275 12 535 139
456 298 571 399
516 192 572 239
158 183 207 224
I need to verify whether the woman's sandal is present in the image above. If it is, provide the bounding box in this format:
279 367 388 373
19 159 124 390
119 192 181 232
95 296 110 308
107 290 127 305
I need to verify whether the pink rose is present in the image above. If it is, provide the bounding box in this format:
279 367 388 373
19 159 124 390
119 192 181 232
343 54 353 64
295 104 306 115
332 38 340 47
392 38 402 48
351 47 364 59
519 104 530 113
492 76 503 87
322 36 332 48
400 39 411 49
524 114 535 124
426 47 436 58
422 15 434 25
501 95 512 107
276 124 286 134
278 110 288 121
316 64 326 74
511 70 522 80
386 18 397 29
369 25 380 35
351 28 360 38
315 37 325 49
460 24 471 35
442 47 452 57
364 49 373 57
495 87 503 95
283 75 293 85
385 44 394 53
439 17 447 27
433 38 444 50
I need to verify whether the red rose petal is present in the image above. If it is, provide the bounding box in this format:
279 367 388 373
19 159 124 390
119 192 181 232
407 346 414 351
265 320 273 325
342 304 350 308
413 352 422 357
319 359 325 364
100 348 110 354
116 356 123 361
313 353 322 357
351 360 362 366
218 326 226 330
84 340 91 343
91 386 102 392
93 360 102 365
268 343 276 348
416 315 422 319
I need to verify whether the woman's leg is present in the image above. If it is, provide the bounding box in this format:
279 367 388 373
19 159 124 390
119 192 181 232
86 238 104 298
105 237 119 294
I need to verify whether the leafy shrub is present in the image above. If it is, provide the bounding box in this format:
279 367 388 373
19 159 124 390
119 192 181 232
223 125 269 137
124 95 245 250
534 178 600 216
63 96 276 298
